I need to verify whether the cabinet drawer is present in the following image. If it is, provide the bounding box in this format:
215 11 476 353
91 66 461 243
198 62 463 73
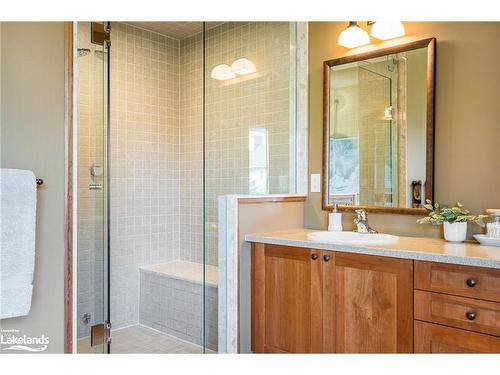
415 290 500 336
414 321 500 353
415 261 500 302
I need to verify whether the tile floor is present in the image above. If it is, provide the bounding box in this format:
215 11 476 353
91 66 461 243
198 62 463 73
77 325 214 354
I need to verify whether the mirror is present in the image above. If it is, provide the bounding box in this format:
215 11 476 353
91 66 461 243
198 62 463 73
322 38 435 214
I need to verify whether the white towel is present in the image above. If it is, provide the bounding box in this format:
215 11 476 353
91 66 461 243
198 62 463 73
0 168 37 319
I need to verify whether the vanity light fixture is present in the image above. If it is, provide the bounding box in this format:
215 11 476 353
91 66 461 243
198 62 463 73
231 58 256 75
337 21 370 49
370 21 406 40
210 64 235 81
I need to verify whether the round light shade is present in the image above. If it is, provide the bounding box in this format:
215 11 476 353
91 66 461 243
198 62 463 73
231 58 256 75
337 22 370 49
210 64 235 80
370 22 405 40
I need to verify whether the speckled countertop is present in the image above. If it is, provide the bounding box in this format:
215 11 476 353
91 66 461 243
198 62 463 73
245 229 500 269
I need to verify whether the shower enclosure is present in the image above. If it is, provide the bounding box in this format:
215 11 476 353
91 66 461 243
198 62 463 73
75 21 304 353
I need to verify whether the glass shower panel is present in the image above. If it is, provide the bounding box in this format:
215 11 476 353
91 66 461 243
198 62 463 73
104 22 207 354
203 22 299 351
76 21 109 354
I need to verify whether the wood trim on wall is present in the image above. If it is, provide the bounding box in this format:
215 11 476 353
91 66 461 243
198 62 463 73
64 21 74 354
425 38 436 207
337 204 427 216
238 196 306 204
322 38 436 215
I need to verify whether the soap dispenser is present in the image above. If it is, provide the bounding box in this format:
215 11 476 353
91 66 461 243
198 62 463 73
328 204 343 232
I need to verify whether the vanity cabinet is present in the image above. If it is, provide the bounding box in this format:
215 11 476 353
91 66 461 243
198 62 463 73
251 243 500 354
251 243 413 353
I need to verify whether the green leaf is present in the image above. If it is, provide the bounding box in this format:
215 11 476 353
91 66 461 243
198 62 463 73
417 201 482 227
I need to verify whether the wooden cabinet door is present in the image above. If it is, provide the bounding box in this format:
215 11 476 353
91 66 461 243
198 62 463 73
415 321 500 353
251 243 323 353
324 252 413 353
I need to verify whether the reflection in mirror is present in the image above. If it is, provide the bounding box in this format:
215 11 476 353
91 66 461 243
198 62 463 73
323 39 435 213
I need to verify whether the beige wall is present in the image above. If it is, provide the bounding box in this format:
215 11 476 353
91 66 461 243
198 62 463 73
0 22 66 353
307 22 500 238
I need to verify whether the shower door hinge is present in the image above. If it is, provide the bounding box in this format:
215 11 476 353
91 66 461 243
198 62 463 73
91 22 111 46
105 321 112 345
104 22 111 47
90 321 112 347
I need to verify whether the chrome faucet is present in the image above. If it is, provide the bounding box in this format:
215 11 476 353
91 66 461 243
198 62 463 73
354 209 377 234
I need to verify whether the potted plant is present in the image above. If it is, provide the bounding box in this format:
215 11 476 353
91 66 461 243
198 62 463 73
417 200 487 242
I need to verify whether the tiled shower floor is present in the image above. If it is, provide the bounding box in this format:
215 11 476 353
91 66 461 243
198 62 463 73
78 324 213 354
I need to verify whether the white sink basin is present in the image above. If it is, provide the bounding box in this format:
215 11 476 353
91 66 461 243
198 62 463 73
307 231 400 246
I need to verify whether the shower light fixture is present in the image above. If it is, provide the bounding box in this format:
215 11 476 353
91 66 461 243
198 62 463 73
370 21 406 40
337 21 370 49
231 58 256 75
210 64 235 81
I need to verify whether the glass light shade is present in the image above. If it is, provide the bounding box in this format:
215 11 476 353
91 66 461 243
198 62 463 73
370 21 405 40
231 58 256 75
337 22 370 49
210 64 235 80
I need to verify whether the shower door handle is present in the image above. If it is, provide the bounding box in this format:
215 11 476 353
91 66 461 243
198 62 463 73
89 183 103 190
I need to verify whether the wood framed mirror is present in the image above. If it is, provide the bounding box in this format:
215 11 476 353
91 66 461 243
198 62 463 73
322 38 436 214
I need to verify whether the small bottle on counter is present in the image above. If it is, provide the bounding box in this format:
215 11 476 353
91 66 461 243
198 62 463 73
486 209 500 239
328 204 343 232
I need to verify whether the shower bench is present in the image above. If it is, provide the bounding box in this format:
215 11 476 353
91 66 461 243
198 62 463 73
139 261 218 351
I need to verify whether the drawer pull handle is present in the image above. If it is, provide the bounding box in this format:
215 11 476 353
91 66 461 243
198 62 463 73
466 311 476 321
466 278 477 288
311 254 318 260
323 255 331 262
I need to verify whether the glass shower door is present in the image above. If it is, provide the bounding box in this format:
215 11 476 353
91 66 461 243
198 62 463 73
75 21 111 354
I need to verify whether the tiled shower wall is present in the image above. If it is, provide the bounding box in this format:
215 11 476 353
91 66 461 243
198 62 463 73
178 32 204 265
358 67 392 206
180 22 296 266
109 23 181 329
